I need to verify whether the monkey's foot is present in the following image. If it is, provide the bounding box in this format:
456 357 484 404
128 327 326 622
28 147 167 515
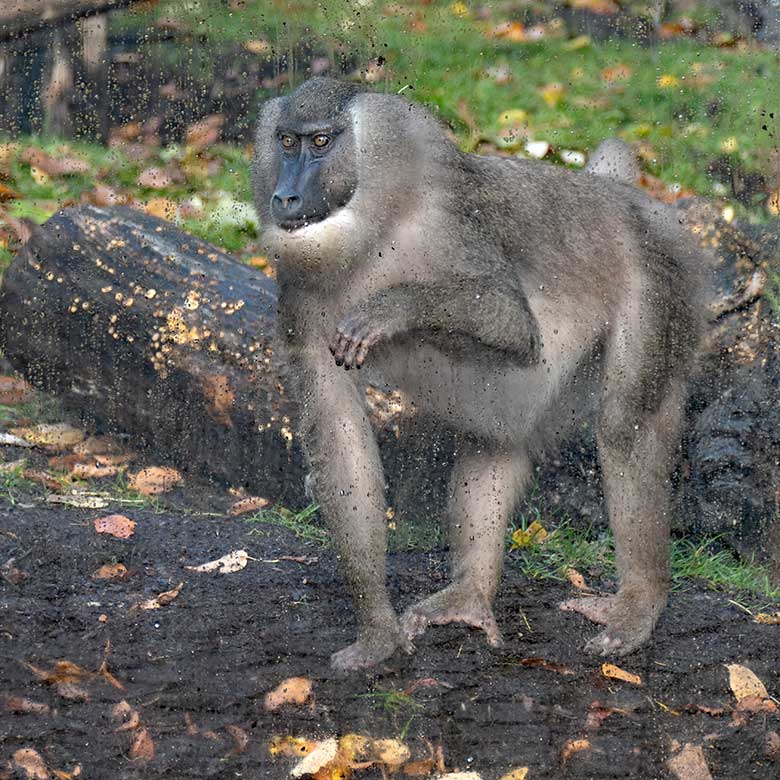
400 583 502 646
331 623 414 673
560 591 665 657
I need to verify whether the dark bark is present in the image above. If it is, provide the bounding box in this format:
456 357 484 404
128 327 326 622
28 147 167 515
0 1 134 41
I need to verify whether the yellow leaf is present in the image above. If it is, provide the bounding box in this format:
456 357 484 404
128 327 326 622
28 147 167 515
720 136 738 153
539 83 566 108
726 663 769 702
30 166 50 185
766 190 780 216
372 738 410 766
566 567 588 590
338 733 373 764
657 74 680 88
601 663 643 686
500 769 530 780
11 422 86 449
754 611 780 624
510 519 548 549
264 677 314 711
564 35 591 50
291 737 338 778
450 2 469 17
562 738 590 764
268 735 318 758
498 109 528 127
128 466 182 495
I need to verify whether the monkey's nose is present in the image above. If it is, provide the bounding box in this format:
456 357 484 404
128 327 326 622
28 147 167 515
271 192 303 220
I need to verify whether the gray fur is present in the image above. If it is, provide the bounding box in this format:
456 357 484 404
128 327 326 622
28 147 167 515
253 77 704 671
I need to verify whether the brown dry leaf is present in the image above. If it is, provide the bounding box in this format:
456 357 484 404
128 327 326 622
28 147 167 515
0 376 33 404
500 770 529 780
489 21 528 42
601 64 632 83
735 694 777 714
11 422 86 450
20 147 90 176
200 373 235 427
91 562 129 580
73 435 128 456
566 567 589 591
585 700 628 730
94 514 136 539
755 612 780 625
726 663 769 702
134 581 184 610
2 556 28 585
128 466 182 495
23 469 63 492
436 773 484 779
229 496 270 516
130 727 155 762
4 696 51 715
666 743 713 780
90 183 126 207
518 657 575 675
0 182 21 200
291 737 339 778
264 676 314 711
137 166 173 190
57 681 90 701
11 748 49 780
24 659 91 685
224 724 249 757
569 0 619 11
72 462 120 479
51 767 82 780
372 738 410 767
186 114 224 150
765 731 780 761
98 642 125 691
562 737 591 764
602 663 643 686
185 549 249 574
112 700 141 732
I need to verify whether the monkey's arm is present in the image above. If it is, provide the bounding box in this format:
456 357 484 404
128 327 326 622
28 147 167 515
331 280 540 368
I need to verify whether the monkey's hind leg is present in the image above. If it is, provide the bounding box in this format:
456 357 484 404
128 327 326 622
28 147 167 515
561 380 686 656
401 451 530 646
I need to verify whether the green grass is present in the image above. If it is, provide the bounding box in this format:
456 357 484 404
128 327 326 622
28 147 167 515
245 502 328 544
0 462 39 505
510 521 780 603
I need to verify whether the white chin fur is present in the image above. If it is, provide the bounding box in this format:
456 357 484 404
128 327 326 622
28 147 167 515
266 207 356 257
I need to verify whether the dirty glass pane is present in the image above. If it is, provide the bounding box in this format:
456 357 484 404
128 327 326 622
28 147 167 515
0 1 778 778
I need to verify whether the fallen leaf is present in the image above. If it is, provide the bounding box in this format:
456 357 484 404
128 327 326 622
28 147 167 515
137 166 173 189
754 612 780 624
268 735 318 758
585 700 628 730
0 432 34 447
229 496 270 516
0 457 27 471
130 727 155 762
128 466 182 495
264 677 314 711
562 738 591 764
436 773 484 780
224 724 249 757
666 743 713 780
1 556 27 585
71 462 120 479
500 769 529 780
56 681 90 701
510 519 548 549
735 694 777 714
112 700 141 732
372 738 410 766
73 434 129 456
94 514 136 539
601 64 632 83
10 422 85 450
726 663 769 702
98 641 125 690
47 492 108 509
539 83 566 108
601 663 642 686
185 549 249 574
91 562 129 580
291 737 339 778
657 74 680 88
186 114 223 150
518 657 574 675
12 748 49 779
566 567 589 590
143 198 179 221
4 696 51 715
765 731 780 761
23 469 63 492
134 581 184 610
23 659 91 685
20 147 90 176
0 376 33 404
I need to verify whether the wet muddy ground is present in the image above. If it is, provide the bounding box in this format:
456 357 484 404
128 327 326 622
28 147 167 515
1 495 779 779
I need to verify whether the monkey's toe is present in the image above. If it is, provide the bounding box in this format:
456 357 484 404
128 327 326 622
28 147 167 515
330 626 413 672
583 624 651 657
400 584 502 646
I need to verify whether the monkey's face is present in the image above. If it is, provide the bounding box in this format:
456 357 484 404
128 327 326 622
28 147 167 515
265 118 358 233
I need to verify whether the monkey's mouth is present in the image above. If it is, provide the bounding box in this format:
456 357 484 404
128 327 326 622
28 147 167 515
278 214 327 232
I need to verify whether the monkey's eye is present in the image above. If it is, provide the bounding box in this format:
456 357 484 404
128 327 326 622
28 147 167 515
312 134 330 149
280 135 297 151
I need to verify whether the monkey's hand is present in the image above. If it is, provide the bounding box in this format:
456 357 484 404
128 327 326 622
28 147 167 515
330 304 408 369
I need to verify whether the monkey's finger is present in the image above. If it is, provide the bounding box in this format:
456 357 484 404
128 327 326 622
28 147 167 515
355 331 384 367
343 337 362 369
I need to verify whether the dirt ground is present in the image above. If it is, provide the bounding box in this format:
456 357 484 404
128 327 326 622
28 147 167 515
1 490 779 780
